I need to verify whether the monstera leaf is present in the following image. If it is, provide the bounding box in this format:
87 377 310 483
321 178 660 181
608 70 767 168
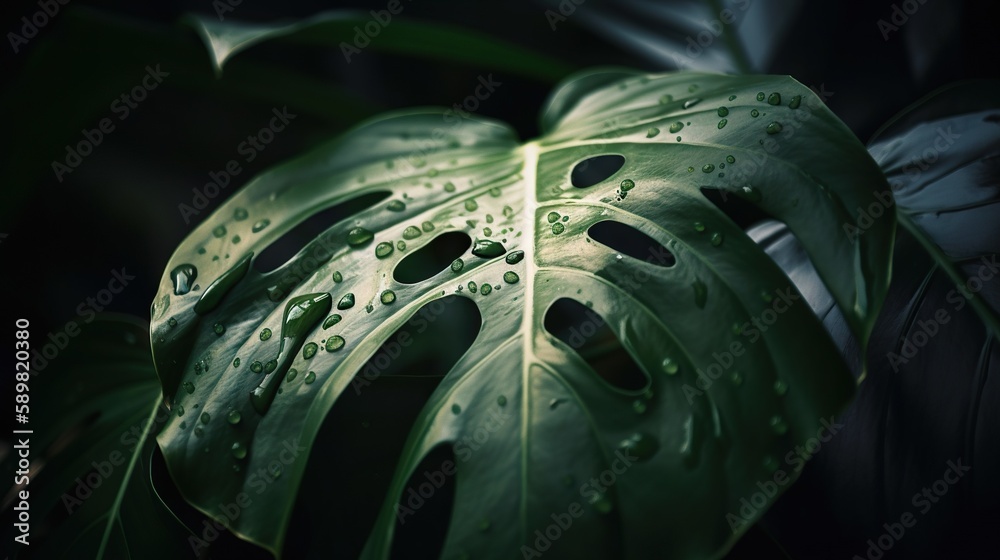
149 69 892 558
747 81 1000 558
0 316 194 559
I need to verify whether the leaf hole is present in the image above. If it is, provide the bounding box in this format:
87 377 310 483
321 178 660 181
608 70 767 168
388 445 457 560
588 220 675 267
544 298 650 391
393 232 472 284
571 154 626 188
284 297 479 557
253 191 391 273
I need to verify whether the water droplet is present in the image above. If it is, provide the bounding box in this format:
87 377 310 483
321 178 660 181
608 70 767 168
194 427 204 437
443 181 456 193
683 98 700 109
250 293 332 413
211 225 227 238
347 227 374 247
170 264 198 296
177 405 185 417
250 361 263 373
338 293 355 310
480 284 493 296
547 212 563 224
503 271 519 284
183 382 195 394
618 432 658 461
200 412 211 424
669 122 684 133
451 403 461 414
325 335 345 352
497 395 507 406
264 359 276 374
658 94 673 104
766 122 783 134
234 208 249 221
227 410 241 425
168 317 178 328
692 279 707 308
396 241 406 251
551 223 565 234
501 251 523 266
726 155 736 164
770 415 788 435
447 258 465 274
322 314 342 330
467 281 478 293
789 95 802 109
767 92 781 106
561 215 569 222
464 199 478 212
380 290 396 304
736 185 762 202
502 205 514 218
300 371 314 385
421 221 435 232
387 200 406 212
710 232 723 246
694 221 705 232
213 323 226 335
750 109 760 118
471 240 506 258
632 400 647 414
756 92 765 102
402 226 423 241
702 164 715 173
687 166 695 173
662 357 679 375
194 252 254 315
259 328 272 341
287 368 298 382
620 179 635 191
717 119 728 129
375 242 394 259
231 442 247 459
773 380 788 396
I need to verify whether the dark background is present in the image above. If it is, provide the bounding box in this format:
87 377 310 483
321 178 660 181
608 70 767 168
1 0 998 558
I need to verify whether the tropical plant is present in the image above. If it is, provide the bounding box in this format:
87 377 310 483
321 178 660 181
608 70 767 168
2 4 997 560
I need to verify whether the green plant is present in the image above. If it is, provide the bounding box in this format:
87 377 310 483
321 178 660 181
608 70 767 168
5 7 998 560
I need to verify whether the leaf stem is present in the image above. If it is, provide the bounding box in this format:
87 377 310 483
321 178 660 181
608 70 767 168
897 209 1000 340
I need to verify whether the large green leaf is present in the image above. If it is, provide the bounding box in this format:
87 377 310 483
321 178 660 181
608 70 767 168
150 70 892 558
0 316 194 559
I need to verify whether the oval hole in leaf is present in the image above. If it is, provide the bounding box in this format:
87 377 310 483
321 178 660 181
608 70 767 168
388 444 456 560
571 154 625 188
393 231 472 284
254 191 391 273
544 298 650 391
283 296 480 557
588 220 675 267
